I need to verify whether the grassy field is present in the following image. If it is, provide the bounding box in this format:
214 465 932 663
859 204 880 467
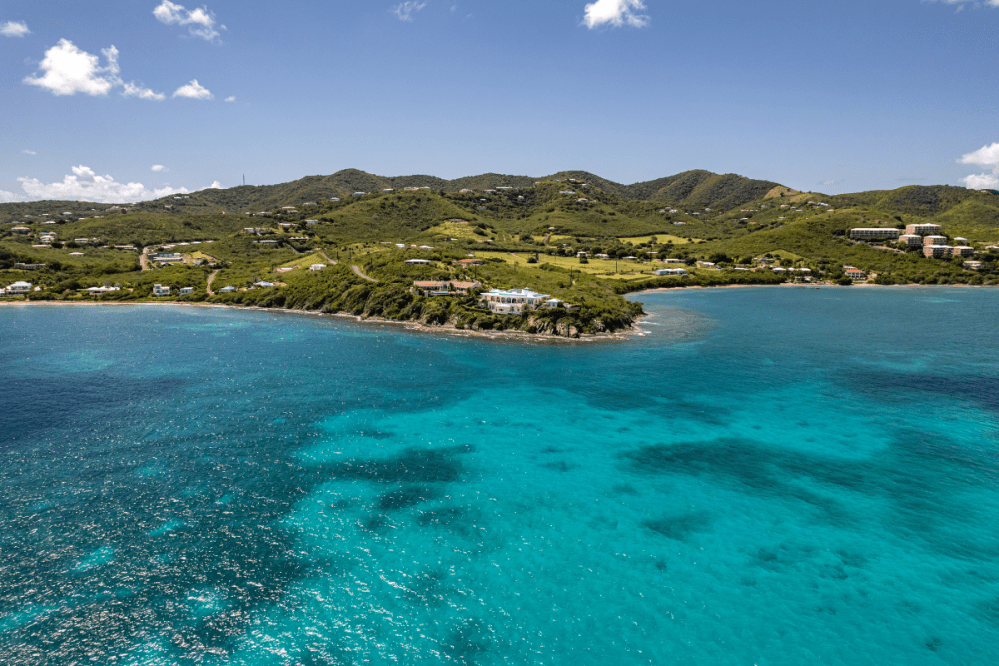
617 234 702 245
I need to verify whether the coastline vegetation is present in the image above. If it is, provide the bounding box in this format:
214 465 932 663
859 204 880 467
3 170 998 336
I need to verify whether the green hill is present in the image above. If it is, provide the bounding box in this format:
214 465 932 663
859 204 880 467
3 169 998 332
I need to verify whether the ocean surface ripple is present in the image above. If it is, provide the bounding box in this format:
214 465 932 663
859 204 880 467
1 288 997 665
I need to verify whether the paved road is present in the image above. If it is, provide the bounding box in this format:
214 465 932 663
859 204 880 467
206 270 219 295
317 249 337 265
352 265 378 282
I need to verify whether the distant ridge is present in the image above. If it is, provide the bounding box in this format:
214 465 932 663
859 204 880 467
131 168 783 214
1 169 985 224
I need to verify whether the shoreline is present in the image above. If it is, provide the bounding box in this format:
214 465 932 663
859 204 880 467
2 281 993 343
0 299 642 344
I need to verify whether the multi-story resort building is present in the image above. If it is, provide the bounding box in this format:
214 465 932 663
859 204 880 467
923 235 948 246
905 223 942 236
899 234 923 248
922 245 952 258
849 228 900 241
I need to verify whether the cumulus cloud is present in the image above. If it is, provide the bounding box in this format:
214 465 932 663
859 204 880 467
24 40 118 96
173 79 212 99
958 142 999 189
224 95 236 102
154 1 221 41
15 165 193 203
393 1 427 21
23 39 165 100
122 81 166 100
927 0 999 8
583 0 649 29
961 173 999 189
0 190 26 203
1 20 30 37
152 164 167 172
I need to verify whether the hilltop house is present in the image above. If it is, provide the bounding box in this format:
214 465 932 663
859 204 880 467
412 280 480 297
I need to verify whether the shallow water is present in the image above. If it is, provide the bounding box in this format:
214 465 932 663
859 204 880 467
1 288 997 665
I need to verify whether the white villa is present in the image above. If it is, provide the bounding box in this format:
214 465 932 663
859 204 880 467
654 268 688 276
179 287 194 296
153 284 170 296
310 264 326 271
480 288 549 314
3 281 32 295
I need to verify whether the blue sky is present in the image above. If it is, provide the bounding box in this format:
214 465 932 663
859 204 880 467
2 0 999 203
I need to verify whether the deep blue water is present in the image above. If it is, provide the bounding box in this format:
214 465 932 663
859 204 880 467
1 287 998 665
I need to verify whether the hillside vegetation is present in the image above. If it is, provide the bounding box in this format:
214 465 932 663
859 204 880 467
3 169 998 335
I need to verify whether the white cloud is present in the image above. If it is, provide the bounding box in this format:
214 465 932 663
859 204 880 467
961 173 999 189
207 180 223 189
1 20 30 37
958 142 999 190
22 149 37 155
173 79 212 99
393 1 427 21
152 165 167 172
15 165 192 203
154 1 221 41
0 190 26 203
122 81 166 100
224 95 236 102
583 0 649 29
24 39 118 96
23 39 165 100
959 142 999 166
927 0 999 8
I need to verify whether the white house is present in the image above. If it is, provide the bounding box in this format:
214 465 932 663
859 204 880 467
310 264 327 271
85 286 119 294
179 287 194 296
220 286 236 293
153 284 170 296
480 288 549 314
654 268 688 276
404 259 432 265
254 281 275 288
4 281 32 295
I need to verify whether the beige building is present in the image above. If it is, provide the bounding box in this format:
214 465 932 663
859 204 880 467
904 223 942 236
849 228 900 241
922 245 952 258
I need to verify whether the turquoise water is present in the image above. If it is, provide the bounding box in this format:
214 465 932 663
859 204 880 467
1 288 997 665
